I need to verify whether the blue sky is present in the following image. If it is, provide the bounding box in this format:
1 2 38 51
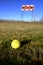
0 0 43 21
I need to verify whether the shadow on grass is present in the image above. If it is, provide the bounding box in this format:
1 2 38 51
20 39 31 47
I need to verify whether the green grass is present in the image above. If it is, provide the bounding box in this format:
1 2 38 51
0 21 43 65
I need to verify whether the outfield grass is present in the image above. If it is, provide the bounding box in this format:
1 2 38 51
0 21 43 65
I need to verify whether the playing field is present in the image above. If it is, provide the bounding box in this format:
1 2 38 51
0 21 43 65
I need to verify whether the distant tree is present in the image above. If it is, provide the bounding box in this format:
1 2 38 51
40 17 43 23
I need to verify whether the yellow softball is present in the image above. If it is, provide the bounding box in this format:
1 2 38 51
11 39 20 49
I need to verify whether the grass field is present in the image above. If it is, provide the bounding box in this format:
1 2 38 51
0 21 43 65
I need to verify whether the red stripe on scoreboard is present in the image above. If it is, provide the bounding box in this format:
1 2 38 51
30 5 34 11
22 5 26 10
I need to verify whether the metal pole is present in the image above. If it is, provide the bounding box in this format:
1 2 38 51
22 11 23 21
34 13 35 23
32 10 33 22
